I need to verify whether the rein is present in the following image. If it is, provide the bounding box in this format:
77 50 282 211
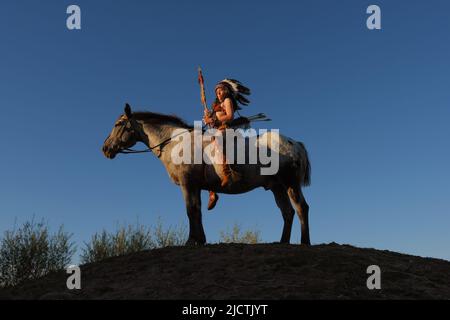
118 126 200 157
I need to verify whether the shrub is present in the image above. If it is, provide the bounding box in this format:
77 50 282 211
0 219 75 288
152 218 188 248
219 223 262 244
80 219 187 264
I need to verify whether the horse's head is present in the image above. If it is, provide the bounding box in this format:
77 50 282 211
102 103 141 159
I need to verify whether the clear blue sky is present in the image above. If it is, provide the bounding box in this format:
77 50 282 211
1 0 449 262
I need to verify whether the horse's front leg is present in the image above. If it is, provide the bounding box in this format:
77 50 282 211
181 185 206 246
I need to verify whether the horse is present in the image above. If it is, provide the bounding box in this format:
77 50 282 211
102 103 311 246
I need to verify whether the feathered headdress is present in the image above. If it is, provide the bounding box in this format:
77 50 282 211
215 79 251 110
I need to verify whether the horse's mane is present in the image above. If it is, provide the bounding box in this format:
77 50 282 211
133 111 193 129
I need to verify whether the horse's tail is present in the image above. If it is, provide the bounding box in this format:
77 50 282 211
296 141 311 187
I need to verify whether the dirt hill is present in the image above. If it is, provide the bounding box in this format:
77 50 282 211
1 243 449 300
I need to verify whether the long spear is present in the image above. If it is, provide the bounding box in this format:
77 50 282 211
198 67 210 121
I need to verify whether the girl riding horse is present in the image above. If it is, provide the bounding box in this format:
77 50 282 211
203 79 251 210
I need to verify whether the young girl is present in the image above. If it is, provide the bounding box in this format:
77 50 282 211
203 79 250 210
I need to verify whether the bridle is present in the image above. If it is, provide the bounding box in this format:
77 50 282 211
118 136 176 157
115 117 200 158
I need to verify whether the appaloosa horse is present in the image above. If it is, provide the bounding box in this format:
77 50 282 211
102 104 311 245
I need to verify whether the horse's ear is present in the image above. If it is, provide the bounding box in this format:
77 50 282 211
124 103 133 119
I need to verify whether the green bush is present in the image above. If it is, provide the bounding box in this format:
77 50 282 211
0 219 75 288
80 219 187 264
219 223 262 244
152 218 187 248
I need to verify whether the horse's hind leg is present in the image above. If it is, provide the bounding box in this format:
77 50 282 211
288 186 311 245
271 185 295 244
